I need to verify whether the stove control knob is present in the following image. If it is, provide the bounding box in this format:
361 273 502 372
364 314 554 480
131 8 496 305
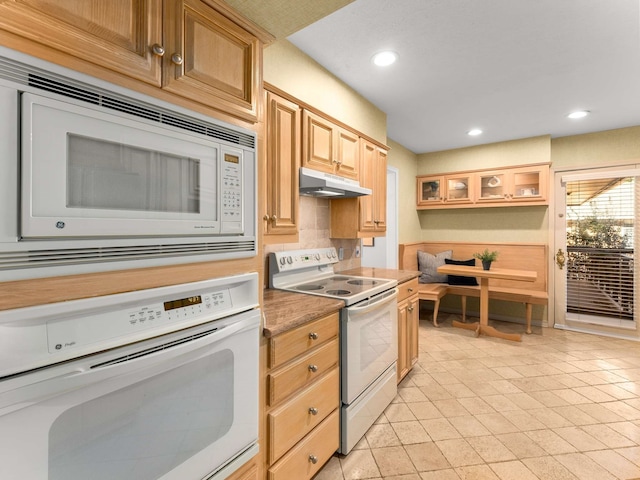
286 256 293 264
279 257 286 266
314 253 320 260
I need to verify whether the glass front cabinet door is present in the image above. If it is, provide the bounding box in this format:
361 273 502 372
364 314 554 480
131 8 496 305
444 174 473 204
476 165 547 204
417 176 444 206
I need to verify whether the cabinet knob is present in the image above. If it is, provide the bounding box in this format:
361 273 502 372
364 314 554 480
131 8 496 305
308 364 318 372
309 332 319 340
309 454 318 464
271 215 277 222
263 214 270 221
408 288 414 293
171 53 184 65
308 407 318 415
408 305 414 312
151 44 165 57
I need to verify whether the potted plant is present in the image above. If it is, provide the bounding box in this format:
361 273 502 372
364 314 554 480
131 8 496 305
473 248 499 270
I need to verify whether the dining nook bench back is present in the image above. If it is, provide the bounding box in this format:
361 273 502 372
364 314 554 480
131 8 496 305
398 241 548 333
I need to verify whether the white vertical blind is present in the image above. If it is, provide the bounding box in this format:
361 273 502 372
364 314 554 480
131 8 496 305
564 176 636 322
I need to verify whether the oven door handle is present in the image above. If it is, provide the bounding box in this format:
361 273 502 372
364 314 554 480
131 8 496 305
0 312 259 412
348 288 398 315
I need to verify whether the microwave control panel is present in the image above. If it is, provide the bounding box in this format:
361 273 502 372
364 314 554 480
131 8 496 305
220 150 243 233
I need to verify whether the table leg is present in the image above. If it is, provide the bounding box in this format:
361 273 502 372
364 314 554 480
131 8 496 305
452 277 522 342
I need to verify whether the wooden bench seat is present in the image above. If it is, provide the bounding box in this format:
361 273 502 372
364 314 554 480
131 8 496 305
399 242 548 333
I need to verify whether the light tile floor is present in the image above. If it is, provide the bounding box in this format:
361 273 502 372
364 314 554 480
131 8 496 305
314 313 640 480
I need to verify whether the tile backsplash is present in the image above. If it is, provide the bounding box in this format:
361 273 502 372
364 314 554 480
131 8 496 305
264 196 361 283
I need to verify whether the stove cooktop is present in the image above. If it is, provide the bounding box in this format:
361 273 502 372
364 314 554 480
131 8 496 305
269 248 397 305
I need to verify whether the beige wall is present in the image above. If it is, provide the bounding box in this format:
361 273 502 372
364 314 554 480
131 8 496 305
417 135 551 175
264 40 387 144
386 139 422 244
414 135 551 243
552 126 640 168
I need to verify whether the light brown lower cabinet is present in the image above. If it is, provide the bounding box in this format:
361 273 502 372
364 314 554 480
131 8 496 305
397 278 419 382
267 410 339 480
265 312 340 479
226 457 259 480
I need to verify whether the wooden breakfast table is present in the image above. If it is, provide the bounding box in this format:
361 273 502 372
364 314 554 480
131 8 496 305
436 264 537 342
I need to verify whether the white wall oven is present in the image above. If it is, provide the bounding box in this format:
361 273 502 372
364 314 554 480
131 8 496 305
0 47 257 281
0 273 260 480
269 248 398 454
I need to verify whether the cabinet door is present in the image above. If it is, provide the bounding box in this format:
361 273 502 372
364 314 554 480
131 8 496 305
511 165 548 202
335 128 359 180
417 176 444 206
163 0 260 122
407 295 419 369
265 92 300 237
476 171 508 204
0 0 163 85
444 173 473 204
302 110 336 174
373 148 387 232
359 140 377 232
397 298 409 382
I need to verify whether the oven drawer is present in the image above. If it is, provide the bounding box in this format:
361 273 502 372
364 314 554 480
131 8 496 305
267 338 339 406
398 277 419 303
268 367 339 463
268 312 338 368
267 409 339 480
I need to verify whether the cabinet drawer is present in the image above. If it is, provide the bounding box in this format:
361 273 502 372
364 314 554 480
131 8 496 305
268 313 338 368
268 338 338 406
268 367 339 463
267 409 339 480
398 277 419 303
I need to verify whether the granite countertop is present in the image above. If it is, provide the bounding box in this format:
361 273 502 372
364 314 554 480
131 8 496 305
262 289 344 337
339 267 420 285
263 268 420 337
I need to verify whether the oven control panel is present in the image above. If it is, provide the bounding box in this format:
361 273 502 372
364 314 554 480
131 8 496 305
270 247 338 272
47 290 232 354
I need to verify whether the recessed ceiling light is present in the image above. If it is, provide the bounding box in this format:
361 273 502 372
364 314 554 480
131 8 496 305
372 51 397 67
467 129 483 136
567 110 590 119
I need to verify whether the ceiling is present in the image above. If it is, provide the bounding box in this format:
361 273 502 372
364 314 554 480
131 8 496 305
250 0 640 154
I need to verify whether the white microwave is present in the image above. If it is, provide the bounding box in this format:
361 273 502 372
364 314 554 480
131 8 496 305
0 47 257 281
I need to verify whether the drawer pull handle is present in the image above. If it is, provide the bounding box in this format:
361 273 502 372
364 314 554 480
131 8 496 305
308 407 318 415
309 332 319 340
308 364 318 372
408 288 414 292
309 454 318 464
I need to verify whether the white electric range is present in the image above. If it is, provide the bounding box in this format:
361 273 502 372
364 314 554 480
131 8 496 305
269 247 398 454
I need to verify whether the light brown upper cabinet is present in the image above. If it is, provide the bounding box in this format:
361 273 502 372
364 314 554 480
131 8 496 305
416 173 474 207
475 164 548 205
330 140 388 238
417 163 549 209
359 140 387 233
302 110 360 181
264 91 300 242
0 0 269 122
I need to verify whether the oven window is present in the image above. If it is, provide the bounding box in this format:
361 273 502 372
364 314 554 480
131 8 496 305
48 350 233 480
67 134 201 214
360 315 394 371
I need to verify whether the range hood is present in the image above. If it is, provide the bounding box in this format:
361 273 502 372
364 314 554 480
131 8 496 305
299 167 372 198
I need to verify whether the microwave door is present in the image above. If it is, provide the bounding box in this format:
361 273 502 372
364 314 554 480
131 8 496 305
21 93 221 238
